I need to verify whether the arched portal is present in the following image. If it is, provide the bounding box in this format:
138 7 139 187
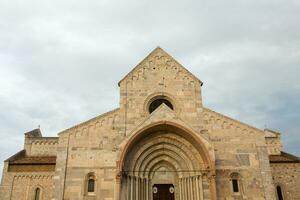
118 122 216 200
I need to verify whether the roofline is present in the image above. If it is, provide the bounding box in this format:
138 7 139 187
5 150 25 162
9 163 56 165
118 46 203 87
264 128 281 136
270 151 300 164
58 108 120 135
203 107 264 133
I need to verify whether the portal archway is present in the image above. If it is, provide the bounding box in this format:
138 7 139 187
118 122 216 200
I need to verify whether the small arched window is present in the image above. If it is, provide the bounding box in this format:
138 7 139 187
86 173 96 194
232 179 239 193
34 188 40 200
88 178 95 192
276 185 284 200
149 98 173 113
230 172 241 194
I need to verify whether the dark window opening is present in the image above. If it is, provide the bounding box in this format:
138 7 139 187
88 179 95 192
34 188 40 200
232 179 239 193
149 99 173 113
276 186 283 200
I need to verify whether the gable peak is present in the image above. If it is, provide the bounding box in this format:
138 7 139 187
118 47 203 86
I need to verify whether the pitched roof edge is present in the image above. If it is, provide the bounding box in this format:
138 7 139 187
5 150 26 162
269 151 300 163
281 151 300 161
24 128 42 137
58 108 120 135
203 107 264 133
118 47 203 86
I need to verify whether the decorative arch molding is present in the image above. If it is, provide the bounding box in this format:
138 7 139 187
116 121 216 200
143 92 180 115
118 121 215 171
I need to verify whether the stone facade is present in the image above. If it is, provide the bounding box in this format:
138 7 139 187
0 47 299 200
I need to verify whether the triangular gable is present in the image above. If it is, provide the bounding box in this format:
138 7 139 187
123 103 210 145
118 47 203 86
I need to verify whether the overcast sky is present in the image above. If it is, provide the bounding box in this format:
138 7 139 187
0 0 299 176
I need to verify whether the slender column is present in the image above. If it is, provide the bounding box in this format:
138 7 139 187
146 179 149 200
150 180 153 200
130 176 133 200
186 177 189 200
139 177 141 200
185 178 191 200
144 178 146 200
141 178 143 200
195 176 200 200
185 178 188 200
199 175 203 200
179 179 182 200
143 178 147 200
126 176 130 200
190 177 194 200
141 178 144 200
182 178 185 200
136 177 139 200
140 178 142 200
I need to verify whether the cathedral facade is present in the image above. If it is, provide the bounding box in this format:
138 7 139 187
0 47 299 200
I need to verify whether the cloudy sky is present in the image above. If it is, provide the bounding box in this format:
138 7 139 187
0 0 299 175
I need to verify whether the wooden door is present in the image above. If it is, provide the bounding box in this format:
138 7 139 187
153 184 175 200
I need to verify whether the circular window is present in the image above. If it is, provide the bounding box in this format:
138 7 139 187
149 98 174 113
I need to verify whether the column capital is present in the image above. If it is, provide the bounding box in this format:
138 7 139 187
116 172 123 182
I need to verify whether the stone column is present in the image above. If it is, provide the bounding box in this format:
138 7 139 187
195 176 200 200
135 177 138 200
145 178 149 200
115 172 122 200
127 176 130 200
190 177 194 200
184 177 188 200
199 175 203 200
179 178 182 200
130 176 133 200
208 174 217 200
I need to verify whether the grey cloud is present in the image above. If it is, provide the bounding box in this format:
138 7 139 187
0 0 299 177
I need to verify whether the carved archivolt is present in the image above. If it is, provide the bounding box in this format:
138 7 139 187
119 123 215 200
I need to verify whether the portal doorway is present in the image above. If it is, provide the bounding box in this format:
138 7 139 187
119 124 215 200
153 184 175 200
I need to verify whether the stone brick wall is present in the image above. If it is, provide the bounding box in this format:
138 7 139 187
264 129 282 155
23 129 58 156
203 108 276 200
119 47 204 135
54 109 123 200
265 137 282 155
25 137 58 156
0 162 54 200
271 163 300 200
